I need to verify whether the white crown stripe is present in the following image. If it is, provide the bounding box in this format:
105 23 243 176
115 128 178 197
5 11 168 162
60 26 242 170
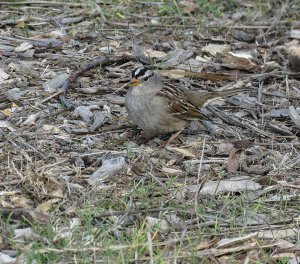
134 68 141 76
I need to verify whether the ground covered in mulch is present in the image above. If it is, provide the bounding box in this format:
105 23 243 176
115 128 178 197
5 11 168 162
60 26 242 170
1 1 300 263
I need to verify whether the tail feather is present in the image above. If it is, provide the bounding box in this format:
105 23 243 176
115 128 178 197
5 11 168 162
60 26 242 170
187 87 252 108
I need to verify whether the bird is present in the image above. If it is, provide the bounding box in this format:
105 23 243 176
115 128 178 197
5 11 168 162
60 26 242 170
125 66 250 135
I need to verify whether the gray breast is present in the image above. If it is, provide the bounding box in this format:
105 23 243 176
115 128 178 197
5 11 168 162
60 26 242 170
125 84 188 133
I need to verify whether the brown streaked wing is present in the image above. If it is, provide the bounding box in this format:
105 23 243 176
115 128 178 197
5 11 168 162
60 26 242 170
158 82 206 120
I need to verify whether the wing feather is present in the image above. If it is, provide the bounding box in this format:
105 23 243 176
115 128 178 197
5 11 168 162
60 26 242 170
157 82 206 120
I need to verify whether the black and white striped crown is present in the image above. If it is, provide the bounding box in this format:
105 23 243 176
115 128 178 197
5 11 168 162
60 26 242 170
131 67 154 81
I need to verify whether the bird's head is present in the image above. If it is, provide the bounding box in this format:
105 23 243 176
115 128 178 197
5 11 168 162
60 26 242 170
129 67 154 86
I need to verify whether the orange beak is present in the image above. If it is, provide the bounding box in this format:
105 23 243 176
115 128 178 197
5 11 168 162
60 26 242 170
129 78 141 86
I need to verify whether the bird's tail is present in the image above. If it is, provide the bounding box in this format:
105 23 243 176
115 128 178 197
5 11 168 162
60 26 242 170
212 87 253 98
187 87 253 108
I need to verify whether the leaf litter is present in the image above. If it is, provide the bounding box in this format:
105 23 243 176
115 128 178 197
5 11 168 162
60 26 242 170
0 1 300 263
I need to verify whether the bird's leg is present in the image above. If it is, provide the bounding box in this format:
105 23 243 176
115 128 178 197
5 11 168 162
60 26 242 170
165 129 184 146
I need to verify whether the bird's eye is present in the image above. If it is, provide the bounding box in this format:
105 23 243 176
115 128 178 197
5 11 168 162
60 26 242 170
144 77 149 81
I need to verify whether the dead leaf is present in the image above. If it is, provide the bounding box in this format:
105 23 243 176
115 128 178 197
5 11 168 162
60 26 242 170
165 146 196 158
287 46 300 72
42 124 62 133
196 239 216 250
187 177 261 195
216 143 234 155
0 68 9 82
202 44 231 56
258 228 299 239
145 216 170 233
15 20 26 28
289 106 300 128
14 227 35 242
0 253 16 264
50 189 64 198
132 44 150 64
14 42 33 52
290 30 300 39
145 49 167 59
226 148 241 173
272 253 297 263
233 139 253 149
90 156 127 184
11 196 33 209
36 198 61 212
216 233 257 248
276 239 296 249
159 49 194 68
74 106 93 123
231 29 255 42
159 69 187 78
28 210 49 223
218 51 260 71
1 108 13 117
161 167 184 176
42 73 69 93
179 0 198 13
0 121 16 131
22 112 41 126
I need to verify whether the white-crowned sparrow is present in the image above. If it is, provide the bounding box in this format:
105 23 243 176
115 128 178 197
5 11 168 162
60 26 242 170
125 66 250 134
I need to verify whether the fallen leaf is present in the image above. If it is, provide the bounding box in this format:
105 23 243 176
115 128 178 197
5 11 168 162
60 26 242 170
0 68 9 82
42 73 69 93
0 253 16 264
14 42 33 52
14 227 35 242
36 198 61 213
42 124 62 133
22 112 41 126
145 216 170 233
1 108 13 117
90 156 127 184
196 239 216 250
0 121 16 131
202 44 231 56
226 148 241 173
289 106 300 128
271 253 297 263
219 52 260 71
287 46 300 72
15 20 26 28
11 196 33 209
187 177 261 195
159 49 194 68
289 30 300 39
216 233 257 248
50 189 64 198
161 167 184 176
258 228 299 239
165 146 196 158
179 0 198 14
145 49 167 59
